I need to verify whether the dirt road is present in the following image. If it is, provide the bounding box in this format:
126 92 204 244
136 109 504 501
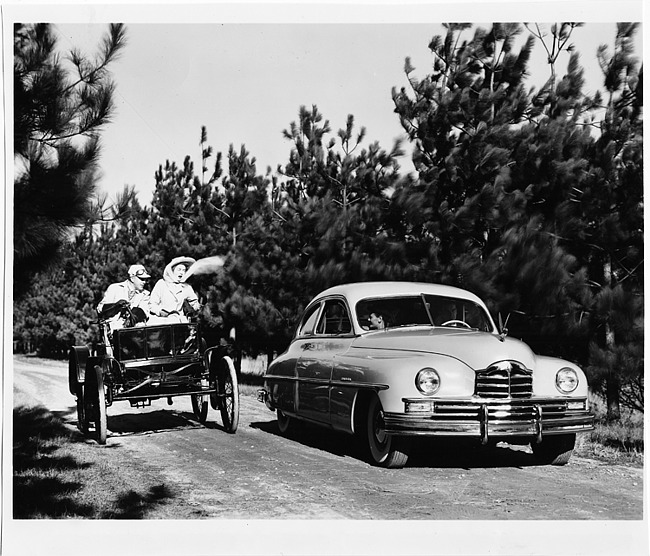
8 355 647 555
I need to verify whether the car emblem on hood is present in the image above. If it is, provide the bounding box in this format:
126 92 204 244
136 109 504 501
491 360 513 372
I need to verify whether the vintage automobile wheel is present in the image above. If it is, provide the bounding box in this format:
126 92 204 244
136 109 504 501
191 393 209 423
217 356 239 433
531 433 576 465
276 409 298 435
85 365 107 445
76 384 88 433
362 395 410 468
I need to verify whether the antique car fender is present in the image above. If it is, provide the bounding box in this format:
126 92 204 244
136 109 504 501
68 345 91 396
335 349 476 415
531 355 590 399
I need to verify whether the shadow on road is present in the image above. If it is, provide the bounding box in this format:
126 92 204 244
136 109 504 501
13 404 178 518
107 409 221 435
250 418 540 469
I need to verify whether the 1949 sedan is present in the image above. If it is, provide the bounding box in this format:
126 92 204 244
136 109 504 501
258 282 594 468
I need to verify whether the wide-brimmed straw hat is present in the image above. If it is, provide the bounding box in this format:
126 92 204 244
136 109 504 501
169 256 196 270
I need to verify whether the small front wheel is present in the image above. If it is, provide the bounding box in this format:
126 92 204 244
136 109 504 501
361 395 410 468
191 393 209 423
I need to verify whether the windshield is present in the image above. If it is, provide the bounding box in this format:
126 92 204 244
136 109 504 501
355 294 493 332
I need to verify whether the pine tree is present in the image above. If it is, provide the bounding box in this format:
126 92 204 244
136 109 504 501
13 23 127 298
581 23 643 419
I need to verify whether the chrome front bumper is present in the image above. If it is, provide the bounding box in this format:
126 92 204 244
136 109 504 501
384 397 594 444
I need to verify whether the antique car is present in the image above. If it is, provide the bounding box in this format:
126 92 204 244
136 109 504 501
68 308 239 444
258 282 594 468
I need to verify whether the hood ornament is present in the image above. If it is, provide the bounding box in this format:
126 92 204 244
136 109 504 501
498 313 510 342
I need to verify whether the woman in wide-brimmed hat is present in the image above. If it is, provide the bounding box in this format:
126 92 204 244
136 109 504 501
149 256 200 323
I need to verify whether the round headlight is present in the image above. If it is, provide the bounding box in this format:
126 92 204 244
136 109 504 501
556 367 579 393
416 368 440 396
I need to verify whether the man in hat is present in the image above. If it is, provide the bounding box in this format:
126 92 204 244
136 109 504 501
97 264 152 330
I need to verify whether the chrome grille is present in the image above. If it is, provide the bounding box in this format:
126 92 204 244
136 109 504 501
476 361 532 398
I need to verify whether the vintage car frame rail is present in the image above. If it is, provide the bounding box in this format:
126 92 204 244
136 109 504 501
69 314 239 444
258 281 595 468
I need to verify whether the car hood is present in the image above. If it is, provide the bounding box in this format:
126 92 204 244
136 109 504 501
351 327 536 370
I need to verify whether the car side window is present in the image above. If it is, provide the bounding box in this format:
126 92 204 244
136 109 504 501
316 299 352 335
297 303 321 336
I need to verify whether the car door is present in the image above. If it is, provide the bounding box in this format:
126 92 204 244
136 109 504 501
271 302 322 415
296 297 354 424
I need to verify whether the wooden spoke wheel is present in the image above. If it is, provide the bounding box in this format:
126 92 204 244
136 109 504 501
191 392 209 423
217 356 239 433
84 364 107 445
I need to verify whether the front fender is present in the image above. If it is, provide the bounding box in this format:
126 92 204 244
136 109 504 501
533 356 590 399
337 350 475 414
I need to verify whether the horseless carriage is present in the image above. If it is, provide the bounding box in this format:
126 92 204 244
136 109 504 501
68 307 239 444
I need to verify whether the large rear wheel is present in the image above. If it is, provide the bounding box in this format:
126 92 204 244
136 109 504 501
76 384 88 433
361 395 410 468
85 364 107 445
217 356 239 433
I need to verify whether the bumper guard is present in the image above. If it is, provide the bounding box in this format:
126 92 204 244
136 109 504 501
384 397 594 444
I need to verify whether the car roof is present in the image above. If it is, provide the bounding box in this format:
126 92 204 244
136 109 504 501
313 281 486 308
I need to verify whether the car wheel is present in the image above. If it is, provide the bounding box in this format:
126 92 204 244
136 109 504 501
76 384 88 433
191 393 208 423
363 395 410 468
85 365 107 445
217 356 239 433
531 433 576 465
276 409 296 435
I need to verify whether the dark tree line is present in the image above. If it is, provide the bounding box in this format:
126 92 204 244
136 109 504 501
13 23 643 419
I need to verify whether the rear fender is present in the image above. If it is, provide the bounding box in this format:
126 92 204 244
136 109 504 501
68 346 90 395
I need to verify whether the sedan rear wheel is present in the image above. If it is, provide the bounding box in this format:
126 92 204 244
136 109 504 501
276 409 296 435
364 395 410 468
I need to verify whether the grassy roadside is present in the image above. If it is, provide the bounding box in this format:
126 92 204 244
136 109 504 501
12 404 201 519
575 395 644 466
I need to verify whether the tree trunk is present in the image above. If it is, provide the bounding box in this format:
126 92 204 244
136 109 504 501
603 258 621 421
606 362 622 421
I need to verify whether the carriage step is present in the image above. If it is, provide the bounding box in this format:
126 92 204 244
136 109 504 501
129 399 152 408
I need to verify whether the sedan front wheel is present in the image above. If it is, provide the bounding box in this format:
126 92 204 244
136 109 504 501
531 433 576 465
363 395 410 468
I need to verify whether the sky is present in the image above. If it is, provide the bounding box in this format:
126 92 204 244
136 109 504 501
6 1 645 208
